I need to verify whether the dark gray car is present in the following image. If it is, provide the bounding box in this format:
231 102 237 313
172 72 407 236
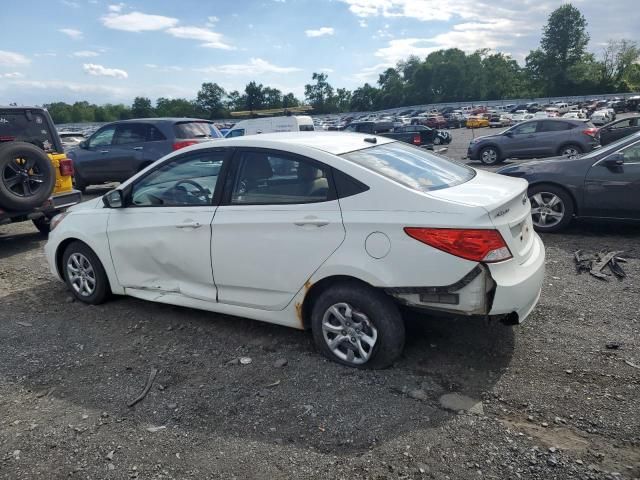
68 118 222 192
497 132 640 232
599 115 640 145
467 118 600 165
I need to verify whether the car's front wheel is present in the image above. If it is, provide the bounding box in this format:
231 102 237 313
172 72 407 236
62 241 110 304
528 184 574 233
311 282 404 369
433 136 442 145
479 146 502 165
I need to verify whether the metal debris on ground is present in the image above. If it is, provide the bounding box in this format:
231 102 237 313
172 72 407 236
573 250 626 280
128 367 158 408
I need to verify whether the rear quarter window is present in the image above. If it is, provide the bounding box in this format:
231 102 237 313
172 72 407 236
341 141 475 193
0 110 57 153
299 124 314 131
174 121 221 139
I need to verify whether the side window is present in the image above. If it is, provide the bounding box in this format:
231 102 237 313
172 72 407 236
299 124 314 131
231 151 330 205
611 119 631 129
539 121 571 132
131 151 225 207
89 126 116 148
114 124 147 145
228 129 244 137
513 122 537 135
146 125 167 141
620 143 640 162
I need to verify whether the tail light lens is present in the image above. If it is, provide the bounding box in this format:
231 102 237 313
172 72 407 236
59 158 74 176
412 134 421 145
583 127 598 138
172 140 198 151
404 227 512 263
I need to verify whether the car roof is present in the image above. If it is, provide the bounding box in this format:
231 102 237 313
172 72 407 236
198 132 396 155
116 117 213 124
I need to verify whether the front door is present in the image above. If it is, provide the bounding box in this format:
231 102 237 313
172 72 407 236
107 149 229 301
583 141 640 220
212 149 345 310
504 121 541 158
77 124 117 182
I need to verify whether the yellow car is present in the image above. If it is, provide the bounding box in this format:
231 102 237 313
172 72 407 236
466 116 490 128
0 107 81 233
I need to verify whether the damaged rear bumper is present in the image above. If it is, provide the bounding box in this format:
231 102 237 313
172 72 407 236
386 235 545 324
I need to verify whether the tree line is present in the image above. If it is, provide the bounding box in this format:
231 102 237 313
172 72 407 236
45 4 640 124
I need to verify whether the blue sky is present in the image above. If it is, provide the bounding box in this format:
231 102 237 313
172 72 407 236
0 0 636 105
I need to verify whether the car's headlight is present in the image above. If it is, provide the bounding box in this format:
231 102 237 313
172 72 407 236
50 212 68 231
469 138 481 145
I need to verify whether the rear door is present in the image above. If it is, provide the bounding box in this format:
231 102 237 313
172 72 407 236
583 140 640 220
537 120 573 156
211 148 345 310
601 118 639 145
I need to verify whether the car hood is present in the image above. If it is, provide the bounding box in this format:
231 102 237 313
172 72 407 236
497 154 588 175
68 196 103 212
471 132 504 142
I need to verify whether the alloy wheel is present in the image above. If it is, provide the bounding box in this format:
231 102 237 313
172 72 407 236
321 302 378 365
2 156 46 197
530 192 565 228
562 146 579 157
481 148 498 164
66 252 97 297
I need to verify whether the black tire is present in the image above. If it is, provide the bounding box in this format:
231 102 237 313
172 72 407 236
62 241 110 304
528 184 575 233
311 282 404 369
479 145 502 165
558 143 582 157
32 215 51 235
0 142 56 211
73 174 88 194
433 136 442 145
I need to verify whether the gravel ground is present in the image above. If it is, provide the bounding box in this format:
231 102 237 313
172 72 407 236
0 132 639 479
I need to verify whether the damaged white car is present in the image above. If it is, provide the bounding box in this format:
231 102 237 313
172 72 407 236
45 132 545 368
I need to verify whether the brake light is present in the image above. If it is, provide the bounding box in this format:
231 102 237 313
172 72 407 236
582 127 598 138
59 158 74 176
172 140 198 151
412 134 421 145
404 227 512 263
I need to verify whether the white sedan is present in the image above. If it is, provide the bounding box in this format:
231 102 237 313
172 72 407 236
45 133 545 368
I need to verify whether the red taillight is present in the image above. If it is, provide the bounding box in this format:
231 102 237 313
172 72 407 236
172 140 198 151
404 227 512 263
59 158 74 176
582 127 598 138
412 134 421 145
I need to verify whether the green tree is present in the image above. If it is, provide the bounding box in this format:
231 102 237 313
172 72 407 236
377 68 404 109
334 88 352 112
350 83 379 111
243 81 266 110
282 92 299 108
304 73 335 114
599 39 640 90
196 83 226 119
263 87 283 109
131 97 154 118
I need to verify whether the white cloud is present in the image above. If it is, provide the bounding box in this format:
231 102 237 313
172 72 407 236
102 11 178 31
350 62 393 83
196 58 301 76
0 50 30 67
305 27 335 37
34 52 57 58
144 64 183 72
59 28 83 39
72 50 100 58
2 79 128 96
319 67 334 73
166 26 234 50
108 3 125 12
83 63 128 79
0 72 24 79
207 16 219 23
358 19 368 27
61 0 80 7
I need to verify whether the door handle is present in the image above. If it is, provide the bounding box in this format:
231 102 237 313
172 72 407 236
294 218 329 227
100 150 109 154
176 222 202 229
132 146 143 151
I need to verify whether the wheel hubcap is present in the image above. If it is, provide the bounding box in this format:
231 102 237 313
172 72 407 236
530 192 564 228
2 156 46 197
66 253 96 297
321 302 378 365
563 147 578 157
482 149 497 163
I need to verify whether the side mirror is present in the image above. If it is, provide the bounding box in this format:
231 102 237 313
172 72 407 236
79 140 88 149
103 189 124 208
504 130 514 137
602 153 624 168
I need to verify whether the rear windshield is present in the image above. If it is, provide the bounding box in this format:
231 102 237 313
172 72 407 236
341 141 475 192
174 121 221 139
0 109 57 153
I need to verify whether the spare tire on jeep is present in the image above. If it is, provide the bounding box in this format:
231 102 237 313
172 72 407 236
0 141 56 211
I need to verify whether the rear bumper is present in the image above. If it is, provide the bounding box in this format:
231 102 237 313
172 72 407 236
50 189 82 210
0 189 81 222
487 234 545 322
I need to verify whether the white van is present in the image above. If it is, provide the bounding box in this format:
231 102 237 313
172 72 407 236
226 116 314 137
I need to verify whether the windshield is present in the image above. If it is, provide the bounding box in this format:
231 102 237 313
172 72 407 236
0 109 58 153
174 121 221 139
341 141 475 192
581 132 640 160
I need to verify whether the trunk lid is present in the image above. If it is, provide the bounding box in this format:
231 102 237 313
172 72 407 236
428 169 535 264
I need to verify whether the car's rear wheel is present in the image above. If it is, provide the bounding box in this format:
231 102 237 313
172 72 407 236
0 142 56 211
433 136 442 145
32 215 51 235
311 282 404 369
559 144 582 157
62 241 110 304
73 174 88 194
528 184 574 233
479 146 502 165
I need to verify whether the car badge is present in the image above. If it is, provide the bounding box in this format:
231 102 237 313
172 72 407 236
522 194 528 205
